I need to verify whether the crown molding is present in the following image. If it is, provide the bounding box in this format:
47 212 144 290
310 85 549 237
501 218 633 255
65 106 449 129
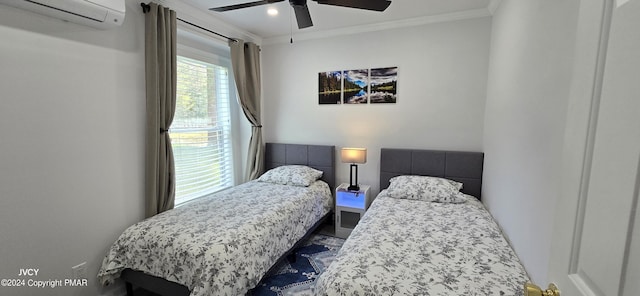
158 0 263 45
488 0 503 15
262 8 491 46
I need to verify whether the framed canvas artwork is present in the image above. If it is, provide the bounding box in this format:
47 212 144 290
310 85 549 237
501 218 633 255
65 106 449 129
318 67 397 105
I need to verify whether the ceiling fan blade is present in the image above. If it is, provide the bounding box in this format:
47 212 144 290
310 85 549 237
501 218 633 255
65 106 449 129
210 0 284 12
292 4 313 28
313 0 391 11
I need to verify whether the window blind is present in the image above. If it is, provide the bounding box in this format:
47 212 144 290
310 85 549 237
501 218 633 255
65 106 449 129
171 56 233 205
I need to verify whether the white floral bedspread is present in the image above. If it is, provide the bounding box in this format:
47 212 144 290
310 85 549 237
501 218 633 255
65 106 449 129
98 180 332 296
315 191 529 296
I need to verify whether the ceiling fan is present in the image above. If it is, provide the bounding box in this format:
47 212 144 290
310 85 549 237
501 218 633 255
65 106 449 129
209 0 392 29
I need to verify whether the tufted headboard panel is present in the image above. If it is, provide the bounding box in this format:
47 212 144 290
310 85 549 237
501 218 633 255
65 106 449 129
379 148 484 199
264 143 336 190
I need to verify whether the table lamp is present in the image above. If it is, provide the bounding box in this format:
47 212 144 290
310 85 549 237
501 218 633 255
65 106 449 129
341 148 367 191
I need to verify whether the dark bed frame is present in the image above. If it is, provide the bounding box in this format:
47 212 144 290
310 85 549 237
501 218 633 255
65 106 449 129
121 143 336 296
379 148 484 199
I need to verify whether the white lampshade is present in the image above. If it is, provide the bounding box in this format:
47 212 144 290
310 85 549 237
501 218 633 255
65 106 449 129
341 148 367 164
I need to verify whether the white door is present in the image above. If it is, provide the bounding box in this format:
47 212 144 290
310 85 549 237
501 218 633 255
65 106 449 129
547 0 640 295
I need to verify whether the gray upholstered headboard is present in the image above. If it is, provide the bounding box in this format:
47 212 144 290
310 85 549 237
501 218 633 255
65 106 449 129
264 143 336 190
379 148 484 199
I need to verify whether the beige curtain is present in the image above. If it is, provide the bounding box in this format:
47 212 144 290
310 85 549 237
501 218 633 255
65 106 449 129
144 3 177 217
229 40 264 181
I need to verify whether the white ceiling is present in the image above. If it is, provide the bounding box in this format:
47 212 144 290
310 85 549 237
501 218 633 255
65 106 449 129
182 0 495 42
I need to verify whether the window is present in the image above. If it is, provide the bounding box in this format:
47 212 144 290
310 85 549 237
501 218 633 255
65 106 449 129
171 55 233 205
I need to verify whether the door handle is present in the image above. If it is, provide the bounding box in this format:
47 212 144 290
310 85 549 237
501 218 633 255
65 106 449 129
524 282 560 296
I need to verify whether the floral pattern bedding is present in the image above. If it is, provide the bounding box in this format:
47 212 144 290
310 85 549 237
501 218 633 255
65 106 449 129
98 180 332 296
315 191 529 296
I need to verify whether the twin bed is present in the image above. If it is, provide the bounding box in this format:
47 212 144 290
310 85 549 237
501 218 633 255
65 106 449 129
98 143 335 296
98 144 529 296
315 149 529 295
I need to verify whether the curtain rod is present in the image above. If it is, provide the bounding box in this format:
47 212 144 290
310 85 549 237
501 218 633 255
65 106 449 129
140 3 237 43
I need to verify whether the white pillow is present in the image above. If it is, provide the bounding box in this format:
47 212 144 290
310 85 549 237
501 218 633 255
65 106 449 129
258 165 323 187
385 175 466 203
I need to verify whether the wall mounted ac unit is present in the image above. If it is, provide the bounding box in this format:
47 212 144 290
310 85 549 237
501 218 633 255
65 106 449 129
0 0 125 29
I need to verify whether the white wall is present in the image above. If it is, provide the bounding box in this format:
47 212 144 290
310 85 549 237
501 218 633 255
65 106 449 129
482 0 580 284
261 17 492 194
0 2 145 295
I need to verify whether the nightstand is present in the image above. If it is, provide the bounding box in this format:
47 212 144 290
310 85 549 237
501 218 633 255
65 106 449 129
335 183 371 239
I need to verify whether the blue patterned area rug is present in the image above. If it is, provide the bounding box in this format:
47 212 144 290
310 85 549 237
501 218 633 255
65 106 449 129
249 234 345 296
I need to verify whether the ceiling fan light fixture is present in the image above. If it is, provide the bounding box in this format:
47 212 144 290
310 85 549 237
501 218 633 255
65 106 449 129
209 0 391 29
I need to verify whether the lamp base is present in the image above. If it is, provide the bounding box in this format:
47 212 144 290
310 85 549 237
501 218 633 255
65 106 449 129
348 163 360 192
